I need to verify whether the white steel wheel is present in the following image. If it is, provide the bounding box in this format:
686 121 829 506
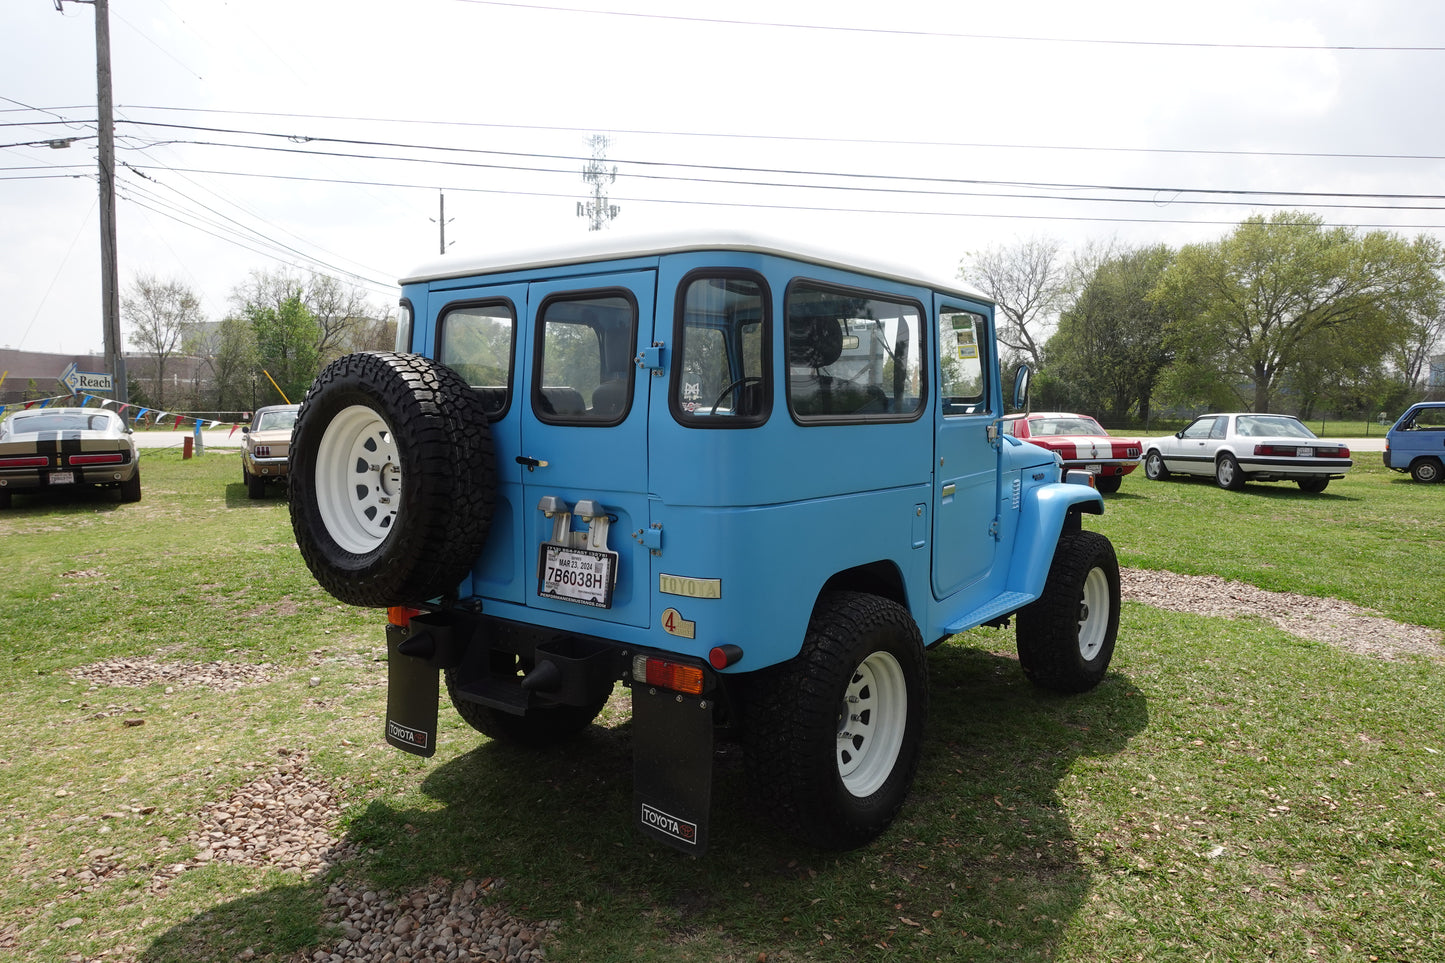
314 404 401 554
1077 565 1111 661
837 650 909 798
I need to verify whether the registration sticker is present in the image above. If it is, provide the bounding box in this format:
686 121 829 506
538 543 616 608
49 471 75 485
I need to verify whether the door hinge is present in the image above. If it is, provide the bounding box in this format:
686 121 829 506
988 517 1000 541
636 343 666 373
633 523 663 554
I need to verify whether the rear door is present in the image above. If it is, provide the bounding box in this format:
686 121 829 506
516 272 657 628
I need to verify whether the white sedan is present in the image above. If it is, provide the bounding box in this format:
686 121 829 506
1142 413 1352 493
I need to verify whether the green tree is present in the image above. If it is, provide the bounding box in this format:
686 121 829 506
122 273 204 408
1153 212 1437 413
248 295 320 404
188 315 258 413
1046 244 1175 422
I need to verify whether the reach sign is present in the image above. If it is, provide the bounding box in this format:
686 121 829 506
59 362 114 394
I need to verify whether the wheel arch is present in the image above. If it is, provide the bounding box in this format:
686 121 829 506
1005 484 1104 600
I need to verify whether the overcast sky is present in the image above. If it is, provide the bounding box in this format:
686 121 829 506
4 0 1445 358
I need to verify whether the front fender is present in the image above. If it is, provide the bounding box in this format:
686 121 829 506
1005 482 1104 599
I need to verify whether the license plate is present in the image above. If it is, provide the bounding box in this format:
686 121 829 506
49 471 75 485
1085 464 1101 474
538 543 616 608
1296 447 1314 457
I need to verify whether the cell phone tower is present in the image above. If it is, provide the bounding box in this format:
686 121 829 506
577 135 620 231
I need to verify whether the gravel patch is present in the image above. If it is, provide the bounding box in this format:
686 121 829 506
68 656 275 691
296 876 558 963
1122 567 1443 661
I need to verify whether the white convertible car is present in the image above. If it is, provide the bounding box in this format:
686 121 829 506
1143 413 1352 493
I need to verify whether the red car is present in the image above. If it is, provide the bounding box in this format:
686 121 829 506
1001 412 1142 493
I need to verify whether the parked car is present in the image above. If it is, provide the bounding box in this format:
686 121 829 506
0 406 140 508
286 232 1121 854
1001 412 1142 493
1383 401 1445 483
1142 413 1351 493
241 404 301 498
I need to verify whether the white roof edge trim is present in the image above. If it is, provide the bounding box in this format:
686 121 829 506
399 229 992 305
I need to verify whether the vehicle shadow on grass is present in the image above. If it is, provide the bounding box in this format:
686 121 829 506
139 645 1146 962
222 481 288 507
1143 473 1359 500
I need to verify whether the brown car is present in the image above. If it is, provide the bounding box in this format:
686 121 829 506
241 404 300 499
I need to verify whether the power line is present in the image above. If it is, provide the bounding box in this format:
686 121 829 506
449 0 1445 51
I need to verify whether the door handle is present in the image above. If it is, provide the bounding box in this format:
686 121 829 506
516 455 549 471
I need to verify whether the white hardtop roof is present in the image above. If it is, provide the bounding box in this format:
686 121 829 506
401 230 992 305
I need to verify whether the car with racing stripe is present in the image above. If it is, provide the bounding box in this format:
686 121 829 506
0 406 140 508
1001 411 1141 493
1143 412 1352 493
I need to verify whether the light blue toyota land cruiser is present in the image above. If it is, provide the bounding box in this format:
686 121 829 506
288 232 1120 853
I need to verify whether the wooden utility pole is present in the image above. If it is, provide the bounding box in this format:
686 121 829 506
55 0 125 402
95 0 125 402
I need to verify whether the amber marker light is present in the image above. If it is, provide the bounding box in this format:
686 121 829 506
387 606 422 627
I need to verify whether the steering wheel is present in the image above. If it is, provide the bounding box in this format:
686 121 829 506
710 376 763 415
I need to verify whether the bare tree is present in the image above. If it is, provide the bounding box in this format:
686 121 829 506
959 237 1070 370
122 273 204 408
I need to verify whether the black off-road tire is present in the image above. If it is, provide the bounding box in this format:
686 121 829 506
741 591 928 851
1016 530 1120 694
445 657 612 748
119 468 142 503
1215 453 1246 491
1143 450 1169 481
289 352 497 607
1411 458 1442 484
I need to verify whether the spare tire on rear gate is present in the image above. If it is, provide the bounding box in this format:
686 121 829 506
289 352 496 607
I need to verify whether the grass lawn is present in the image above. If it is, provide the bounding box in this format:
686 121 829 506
0 451 1441 962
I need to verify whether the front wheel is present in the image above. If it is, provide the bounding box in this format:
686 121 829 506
1016 530 1120 694
742 591 927 850
1143 450 1169 481
1215 453 1246 491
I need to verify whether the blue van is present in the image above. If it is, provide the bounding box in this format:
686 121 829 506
1385 401 1445 482
287 232 1120 853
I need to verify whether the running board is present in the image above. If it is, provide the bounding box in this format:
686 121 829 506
942 591 1034 635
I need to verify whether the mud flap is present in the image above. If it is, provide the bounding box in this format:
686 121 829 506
632 686 714 854
385 631 439 757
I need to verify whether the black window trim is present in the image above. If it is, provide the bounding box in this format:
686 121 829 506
435 296 519 423
938 303 993 418
783 276 929 427
669 267 773 430
531 285 640 428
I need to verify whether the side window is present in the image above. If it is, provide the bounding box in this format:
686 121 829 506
1210 419 1229 440
534 291 637 426
395 299 414 353
785 281 924 422
1181 417 1217 440
673 273 769 426
939 309 989 416
438 301 514 416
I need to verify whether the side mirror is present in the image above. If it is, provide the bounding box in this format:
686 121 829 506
1011 364 1032 411
241 426 250 434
